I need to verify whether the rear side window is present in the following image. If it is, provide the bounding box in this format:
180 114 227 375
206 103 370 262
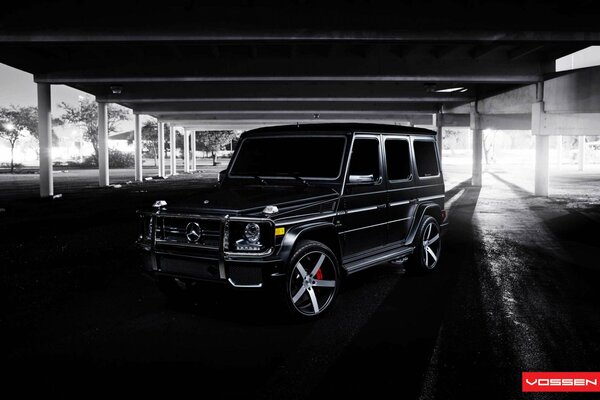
385 139 411 181
348 138 381 179
413 140 439 177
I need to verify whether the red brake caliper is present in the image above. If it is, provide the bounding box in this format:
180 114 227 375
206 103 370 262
315 268 323 280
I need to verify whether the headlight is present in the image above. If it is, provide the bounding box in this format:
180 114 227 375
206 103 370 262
244 223 261 243
225 220 273 253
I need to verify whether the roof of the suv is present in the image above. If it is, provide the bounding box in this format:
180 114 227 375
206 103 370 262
244 123 436 136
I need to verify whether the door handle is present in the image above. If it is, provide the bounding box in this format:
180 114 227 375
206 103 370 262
377 204 387 209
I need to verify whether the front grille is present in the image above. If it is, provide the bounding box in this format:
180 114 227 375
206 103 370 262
155 216 222 249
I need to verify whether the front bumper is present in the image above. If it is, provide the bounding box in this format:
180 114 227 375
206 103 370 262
138 244 283 288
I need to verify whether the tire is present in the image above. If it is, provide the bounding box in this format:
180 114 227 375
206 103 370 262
282 240 341 319
406 215 442 274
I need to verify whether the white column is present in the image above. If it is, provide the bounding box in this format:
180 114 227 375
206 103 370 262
37 83 53 197
191 131 197 171
134 114 143 181
183 129 190 173
157 121 165 177
471 102 482 187
556 135 562 169
534 82 549 196
578 136 585 171
98 101 109 186
433 112 443 162
170 124 177 175
535 136 550 196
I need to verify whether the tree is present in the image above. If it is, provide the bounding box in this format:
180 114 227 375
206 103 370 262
483 130 496 165
441 128 461 154
136 123 186 162
0 105 38 173
141 120 159 166
59 97 129 163
196 130 237 165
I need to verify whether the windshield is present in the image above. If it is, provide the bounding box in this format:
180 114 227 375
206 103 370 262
229 135 347 180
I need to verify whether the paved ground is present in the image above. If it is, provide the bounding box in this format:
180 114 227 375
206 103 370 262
1 162 599 399
0 159 224 201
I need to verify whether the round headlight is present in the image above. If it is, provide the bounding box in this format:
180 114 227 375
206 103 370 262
244 223 261 243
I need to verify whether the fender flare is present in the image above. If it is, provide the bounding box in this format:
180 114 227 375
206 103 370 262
278 222 340 266
405 203 442 246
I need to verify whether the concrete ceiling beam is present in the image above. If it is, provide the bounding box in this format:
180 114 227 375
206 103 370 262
35 74 542 84
3 31 600 43
131 102 437 114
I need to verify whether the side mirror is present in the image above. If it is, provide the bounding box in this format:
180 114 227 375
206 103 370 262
348 174 377 185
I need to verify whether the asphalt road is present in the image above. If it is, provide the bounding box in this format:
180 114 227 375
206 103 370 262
1 167 599 399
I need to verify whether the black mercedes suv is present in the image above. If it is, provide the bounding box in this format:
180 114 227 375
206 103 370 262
138 123 447 318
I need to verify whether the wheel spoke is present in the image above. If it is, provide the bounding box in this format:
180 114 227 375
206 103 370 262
426 246 438 262
427 233 439 246
292 286 307 303
312 279 336 288
424 247 429 266
310 254 326 277
426 223 432 240
307 288 320 314
296 262 308 279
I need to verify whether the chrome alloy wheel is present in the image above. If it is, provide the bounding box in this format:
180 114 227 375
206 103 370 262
421 220 441 269
288 251 338 316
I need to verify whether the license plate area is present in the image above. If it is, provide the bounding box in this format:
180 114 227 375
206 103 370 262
158 256 220 280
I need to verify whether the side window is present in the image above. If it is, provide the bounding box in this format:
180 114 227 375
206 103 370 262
413 140 440 177
385 139 411 181
348 138 381 179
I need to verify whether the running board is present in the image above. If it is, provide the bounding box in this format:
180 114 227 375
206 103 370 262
344 247 414 275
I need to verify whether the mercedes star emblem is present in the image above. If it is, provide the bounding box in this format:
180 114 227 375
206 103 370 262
185 222 202 243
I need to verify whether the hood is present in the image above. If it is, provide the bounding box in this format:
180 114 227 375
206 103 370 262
160 185 340 218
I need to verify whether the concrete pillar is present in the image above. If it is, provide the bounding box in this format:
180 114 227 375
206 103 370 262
170 124 177 175
157 121 165 177
470 102 482 187
578 136 585 171
98 101 109 186
134 114 143 181
433 112 443 162
191 130 197 171
37 83 53 197
183 129 190 173
535 136 550 196
533 82 549 196
556 135 562 169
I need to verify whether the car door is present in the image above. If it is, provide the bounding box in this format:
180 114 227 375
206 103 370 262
383 136 417 244
338 134 387 258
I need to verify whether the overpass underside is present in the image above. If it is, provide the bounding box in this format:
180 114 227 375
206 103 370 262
1 1 599 197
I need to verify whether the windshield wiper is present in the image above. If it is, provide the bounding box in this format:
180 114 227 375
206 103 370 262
290 173 310 187
252 175 268 185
